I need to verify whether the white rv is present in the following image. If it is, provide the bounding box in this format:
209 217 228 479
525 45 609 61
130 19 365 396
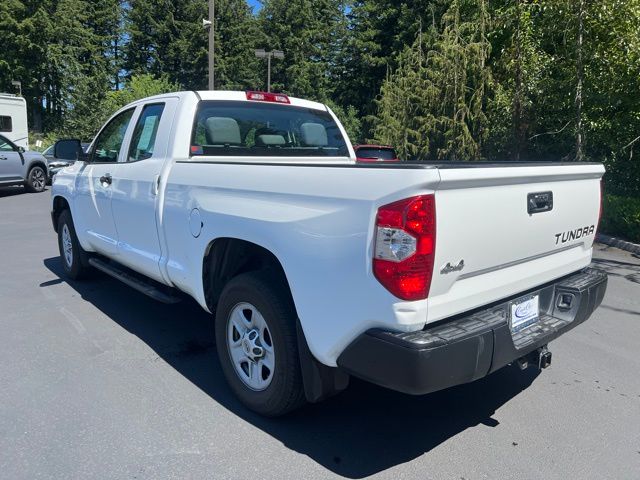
0 93 28 149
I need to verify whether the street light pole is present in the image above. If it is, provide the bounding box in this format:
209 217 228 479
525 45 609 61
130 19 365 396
207 0 215 90
267 54 271 93
254 49 284 93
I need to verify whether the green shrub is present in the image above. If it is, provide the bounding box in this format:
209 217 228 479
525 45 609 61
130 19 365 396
600 194 640 243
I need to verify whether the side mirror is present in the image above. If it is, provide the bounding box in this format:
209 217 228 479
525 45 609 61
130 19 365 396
17 146 25 153
54 139 83 161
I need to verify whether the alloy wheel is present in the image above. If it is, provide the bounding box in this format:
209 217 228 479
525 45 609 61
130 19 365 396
61 224 73 268
30 168 46 191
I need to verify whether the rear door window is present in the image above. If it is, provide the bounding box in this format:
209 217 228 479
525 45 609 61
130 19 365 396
128 103 165 162
191 101 348 157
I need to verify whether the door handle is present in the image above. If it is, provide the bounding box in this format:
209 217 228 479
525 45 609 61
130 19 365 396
152 174 160 195
0 156 7 160
527 191 553 214
100 173 112 186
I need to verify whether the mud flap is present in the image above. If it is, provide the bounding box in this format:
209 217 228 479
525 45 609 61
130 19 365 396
296 319 349 403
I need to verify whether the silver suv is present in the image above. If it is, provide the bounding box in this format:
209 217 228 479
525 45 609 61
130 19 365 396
0 134 48 192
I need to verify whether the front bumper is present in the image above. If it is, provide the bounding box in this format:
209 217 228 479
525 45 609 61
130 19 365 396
337 268 607 395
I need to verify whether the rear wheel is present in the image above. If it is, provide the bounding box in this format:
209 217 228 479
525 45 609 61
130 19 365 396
215 271 305 416
57 210 91 280
25 165 46 193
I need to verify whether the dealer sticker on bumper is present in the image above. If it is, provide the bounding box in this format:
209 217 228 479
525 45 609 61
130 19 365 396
510 295 540 332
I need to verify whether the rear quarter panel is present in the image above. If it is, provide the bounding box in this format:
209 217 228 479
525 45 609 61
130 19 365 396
162 162 440 365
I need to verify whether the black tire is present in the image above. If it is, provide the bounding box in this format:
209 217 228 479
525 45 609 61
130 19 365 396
57 210 91 280
24 165 47 193
215 271 306 417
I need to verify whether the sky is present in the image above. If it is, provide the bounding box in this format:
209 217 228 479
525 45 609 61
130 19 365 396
247 0 262 13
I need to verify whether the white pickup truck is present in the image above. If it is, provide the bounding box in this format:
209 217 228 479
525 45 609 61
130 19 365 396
51 90 607 416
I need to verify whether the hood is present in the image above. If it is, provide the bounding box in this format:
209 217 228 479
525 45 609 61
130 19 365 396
23 150 61 166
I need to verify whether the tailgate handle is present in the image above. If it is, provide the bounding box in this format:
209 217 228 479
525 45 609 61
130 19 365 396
527 191 553 214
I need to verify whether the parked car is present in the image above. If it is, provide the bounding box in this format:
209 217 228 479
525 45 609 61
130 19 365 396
51 90 607 416
0 93 29 149
354 144 399 162
0 133 48 192
43 141 90 181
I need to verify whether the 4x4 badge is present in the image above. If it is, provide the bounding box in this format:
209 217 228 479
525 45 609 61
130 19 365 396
441 259 465 274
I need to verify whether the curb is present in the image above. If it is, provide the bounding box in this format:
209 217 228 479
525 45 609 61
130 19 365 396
596 233 640 255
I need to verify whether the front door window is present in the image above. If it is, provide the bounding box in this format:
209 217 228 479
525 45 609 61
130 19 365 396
91 109 135 163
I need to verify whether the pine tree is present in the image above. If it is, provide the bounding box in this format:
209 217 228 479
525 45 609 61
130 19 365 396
373 0 492 160
336 0 452 137
0 0 120 133
89 0 124 90
373 39 428 159
124 0 262 90
213 0 264 90
258 0 348 101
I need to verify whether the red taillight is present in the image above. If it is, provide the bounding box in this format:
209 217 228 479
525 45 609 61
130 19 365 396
246 91 290 104
373 195 436 301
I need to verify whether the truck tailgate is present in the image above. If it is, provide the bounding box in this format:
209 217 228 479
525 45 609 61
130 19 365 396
427 163 604 323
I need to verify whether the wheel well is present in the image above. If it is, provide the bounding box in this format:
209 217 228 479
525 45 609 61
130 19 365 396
202 238 291 313
51 196 70 233
203 237 350 402
28 161 47 174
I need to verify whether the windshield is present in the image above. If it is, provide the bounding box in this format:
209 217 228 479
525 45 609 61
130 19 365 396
191 101 349 157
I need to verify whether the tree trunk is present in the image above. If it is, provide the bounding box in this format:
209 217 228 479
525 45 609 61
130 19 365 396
32 95 42 133
575 0 585 161
513 0 523 161
114 36 120 90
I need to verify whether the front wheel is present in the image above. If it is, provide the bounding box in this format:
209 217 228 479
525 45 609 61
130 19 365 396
215 271 306 416
57 210 91 280
24 165 47 193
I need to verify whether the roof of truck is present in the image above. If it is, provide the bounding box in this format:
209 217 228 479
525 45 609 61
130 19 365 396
120 90 328 113
194 90 328 112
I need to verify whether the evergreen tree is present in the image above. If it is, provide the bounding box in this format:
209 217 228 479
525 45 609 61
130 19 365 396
124 0 261 90
0 0 120 133
0 0 637 204
89 0 124 90
485 0 549 160
373 0 492 160
581 0 640 197
337 0 452 137
258 0 348 101
214 0 265 90
373 40 427 159
0 0 55 131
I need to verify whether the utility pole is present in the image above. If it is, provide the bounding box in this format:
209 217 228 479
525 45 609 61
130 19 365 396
203 0 215 90
254 49 284 92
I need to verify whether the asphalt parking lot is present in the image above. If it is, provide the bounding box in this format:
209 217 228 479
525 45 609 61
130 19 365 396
1 186 639 480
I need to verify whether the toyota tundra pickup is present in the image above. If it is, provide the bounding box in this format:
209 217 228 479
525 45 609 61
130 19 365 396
50 90 607 416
